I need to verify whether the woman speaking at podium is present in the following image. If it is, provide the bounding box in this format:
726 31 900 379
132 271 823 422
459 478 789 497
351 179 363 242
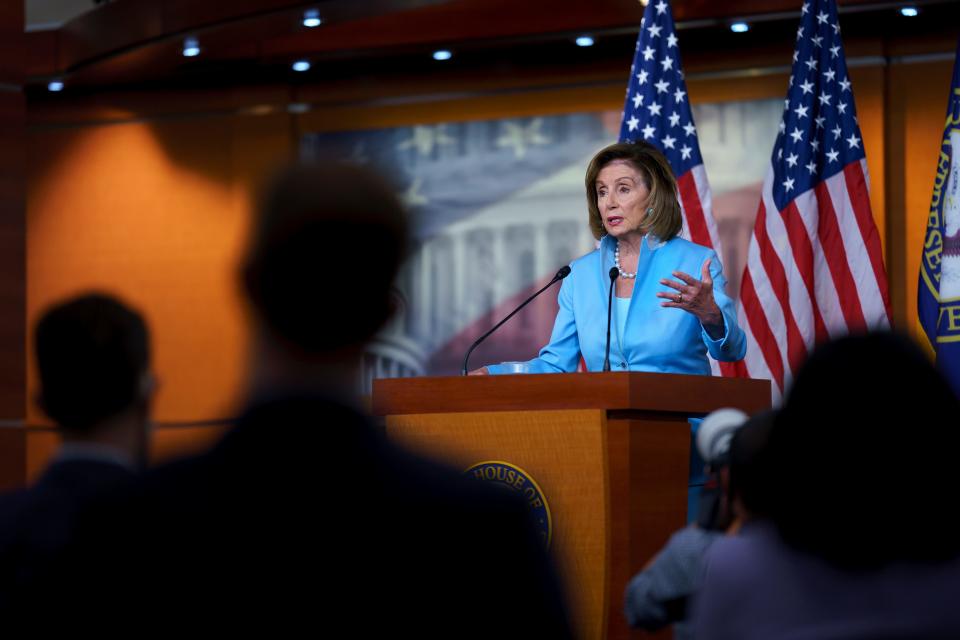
471 141 745 375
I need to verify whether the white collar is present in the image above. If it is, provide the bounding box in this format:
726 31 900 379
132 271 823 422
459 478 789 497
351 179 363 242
645 234 666 250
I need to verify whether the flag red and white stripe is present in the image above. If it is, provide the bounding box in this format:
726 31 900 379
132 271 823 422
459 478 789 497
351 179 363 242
729 0 891 399
677 164 722 257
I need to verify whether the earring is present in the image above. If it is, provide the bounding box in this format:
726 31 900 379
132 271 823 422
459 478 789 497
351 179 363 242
646 207 654 214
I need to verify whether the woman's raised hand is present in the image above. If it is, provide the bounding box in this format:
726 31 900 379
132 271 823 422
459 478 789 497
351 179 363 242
656 258 723 330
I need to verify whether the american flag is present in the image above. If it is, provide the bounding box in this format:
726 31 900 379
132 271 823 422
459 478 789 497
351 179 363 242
734 0 892 399
619 0 722 256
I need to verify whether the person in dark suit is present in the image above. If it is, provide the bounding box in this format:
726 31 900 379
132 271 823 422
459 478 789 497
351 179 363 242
33 163 572 636
0 294 153 601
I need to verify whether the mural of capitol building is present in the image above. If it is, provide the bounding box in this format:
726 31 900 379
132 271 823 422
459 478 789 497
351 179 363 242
361 169 598 392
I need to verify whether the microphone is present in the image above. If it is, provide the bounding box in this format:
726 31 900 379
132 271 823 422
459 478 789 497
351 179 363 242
603 267 618 372
461 266 572 376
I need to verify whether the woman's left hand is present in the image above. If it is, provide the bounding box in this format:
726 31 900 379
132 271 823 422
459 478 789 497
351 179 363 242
657 258 724 329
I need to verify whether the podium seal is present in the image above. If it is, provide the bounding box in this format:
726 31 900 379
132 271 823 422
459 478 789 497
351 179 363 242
465 461 552 549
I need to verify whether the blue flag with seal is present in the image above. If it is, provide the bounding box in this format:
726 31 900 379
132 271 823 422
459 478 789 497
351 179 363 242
918 38 960 398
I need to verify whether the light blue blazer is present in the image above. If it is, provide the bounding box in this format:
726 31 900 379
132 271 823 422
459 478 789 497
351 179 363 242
487 234 746 375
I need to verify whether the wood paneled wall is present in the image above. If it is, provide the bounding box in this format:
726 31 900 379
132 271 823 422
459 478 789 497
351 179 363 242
27 114 292 425
0 1 26 490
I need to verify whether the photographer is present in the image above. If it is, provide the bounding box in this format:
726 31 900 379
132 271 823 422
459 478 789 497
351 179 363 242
624 409 774 639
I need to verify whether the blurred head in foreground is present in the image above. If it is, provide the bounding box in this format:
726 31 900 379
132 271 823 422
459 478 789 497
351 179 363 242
35 293 153 466
242 162 409 394
769 331 960 569
727 409 776 522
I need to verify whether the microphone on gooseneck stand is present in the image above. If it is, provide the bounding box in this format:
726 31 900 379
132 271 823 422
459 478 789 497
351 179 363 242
603 267 618 372
461 265 572 376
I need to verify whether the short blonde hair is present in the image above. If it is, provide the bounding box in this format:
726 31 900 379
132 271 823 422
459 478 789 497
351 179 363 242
584 141 682 241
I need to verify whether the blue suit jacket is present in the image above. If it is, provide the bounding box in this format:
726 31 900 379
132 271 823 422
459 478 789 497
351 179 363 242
488 234 746 375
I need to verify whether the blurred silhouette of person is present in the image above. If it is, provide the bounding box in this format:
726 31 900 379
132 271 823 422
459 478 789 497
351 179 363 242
695 332 960 639
34 163 571 636
625 408 775 639
0 294 153 603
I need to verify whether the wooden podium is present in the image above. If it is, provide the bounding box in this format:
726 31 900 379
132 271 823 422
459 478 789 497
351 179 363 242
371 372 769 639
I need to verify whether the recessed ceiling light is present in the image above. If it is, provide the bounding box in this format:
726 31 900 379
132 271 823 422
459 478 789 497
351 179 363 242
292 60 311 72
47 80 64 92
433 50 452 61
576 36 595 47
183 37 200 57
303 9 322 27
730 22 750 33
900 7 919 17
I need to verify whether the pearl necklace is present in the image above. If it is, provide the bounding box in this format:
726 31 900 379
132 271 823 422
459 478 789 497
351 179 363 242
614 241 637 279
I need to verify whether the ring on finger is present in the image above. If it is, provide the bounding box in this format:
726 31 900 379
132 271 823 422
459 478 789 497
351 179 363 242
677 293 682 303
